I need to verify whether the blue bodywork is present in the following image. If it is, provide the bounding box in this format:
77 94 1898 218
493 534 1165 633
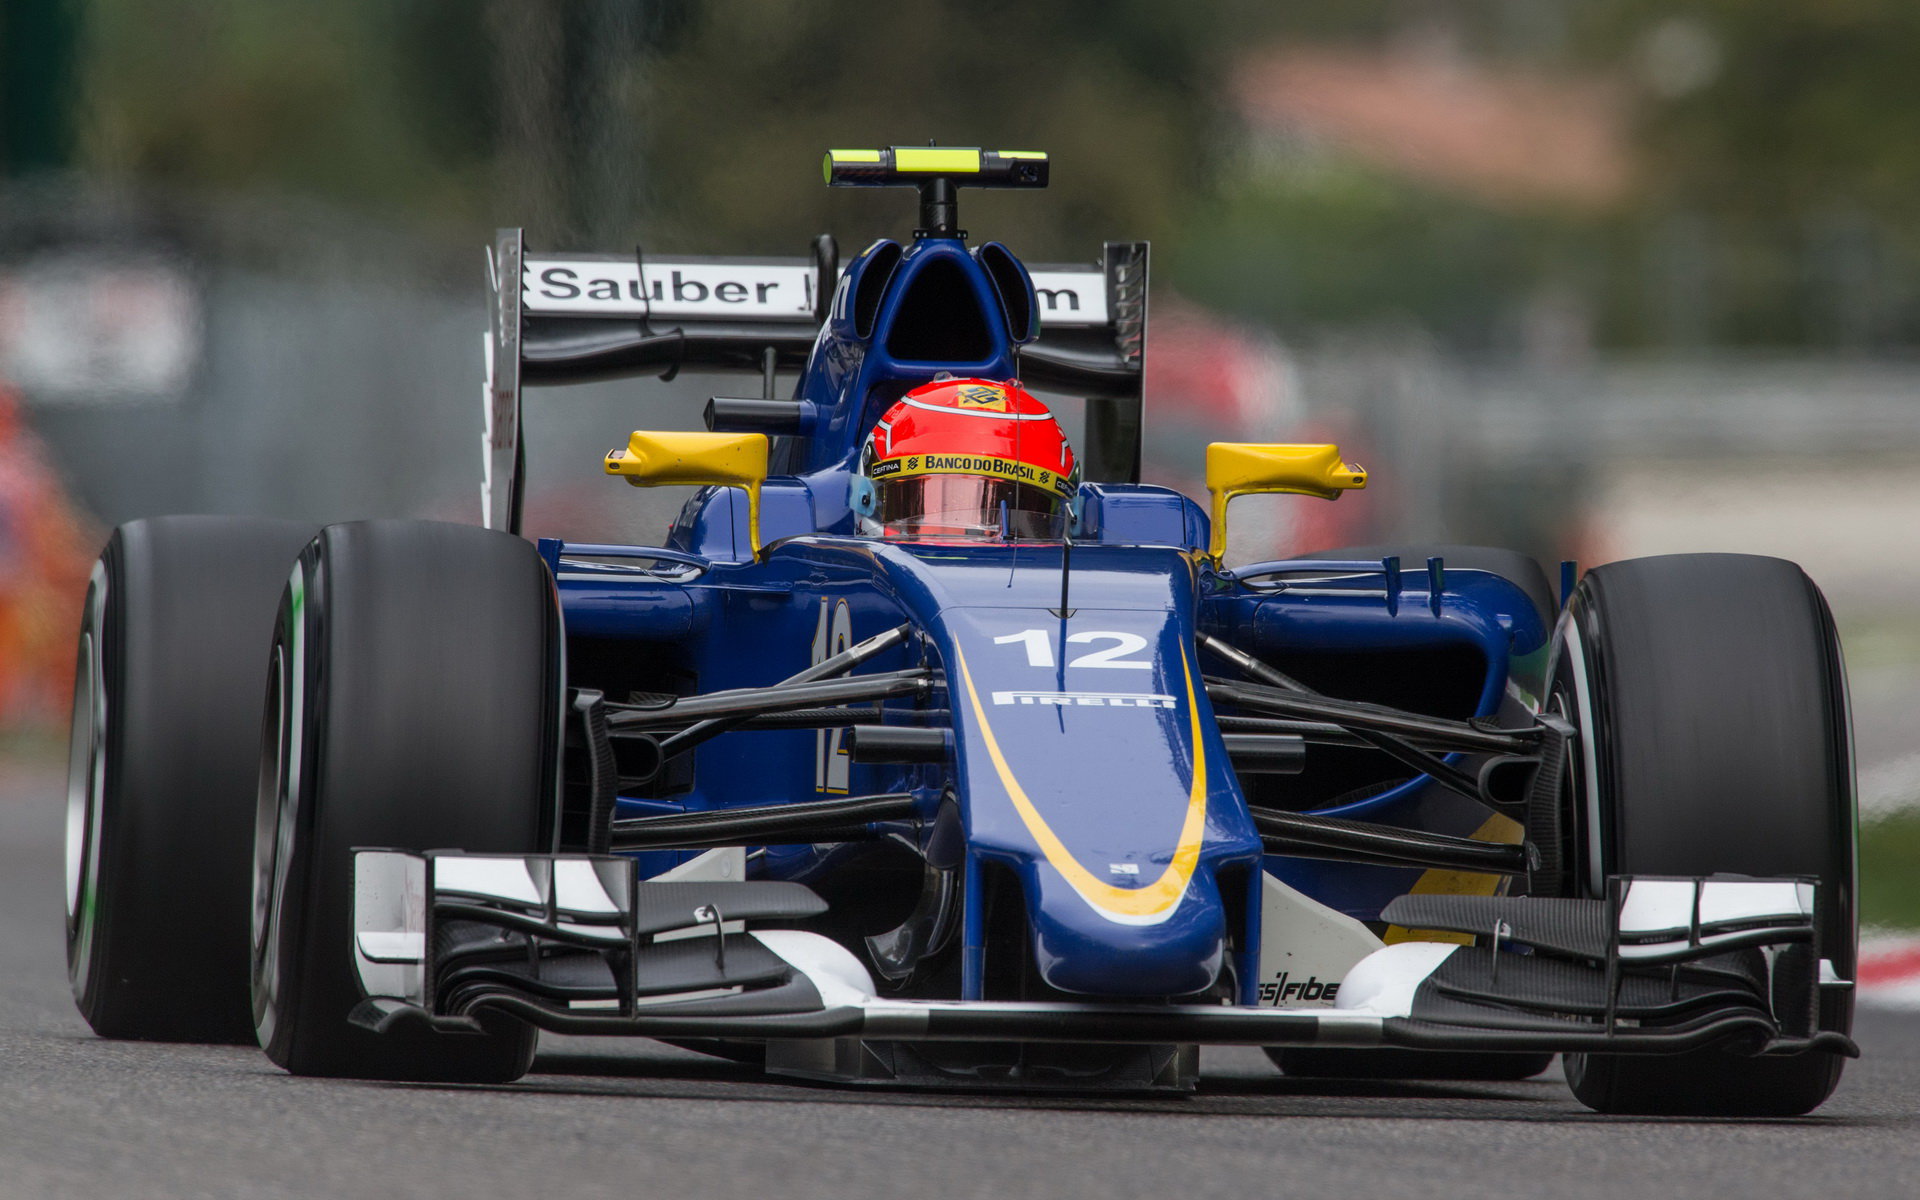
541 228 1549 1003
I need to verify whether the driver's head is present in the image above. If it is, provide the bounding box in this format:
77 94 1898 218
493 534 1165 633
858 378 1078 541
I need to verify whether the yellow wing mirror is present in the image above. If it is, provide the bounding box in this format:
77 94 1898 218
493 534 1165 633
1205 442 1367 562
605 431 770 556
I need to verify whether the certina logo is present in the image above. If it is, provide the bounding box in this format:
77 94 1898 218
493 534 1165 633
991 690 1176 708
1259 972 1341 1006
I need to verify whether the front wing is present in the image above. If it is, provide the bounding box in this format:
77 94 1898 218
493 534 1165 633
349 851 1857 1061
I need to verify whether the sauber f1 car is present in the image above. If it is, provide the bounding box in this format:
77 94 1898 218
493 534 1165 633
64 148 1859 1116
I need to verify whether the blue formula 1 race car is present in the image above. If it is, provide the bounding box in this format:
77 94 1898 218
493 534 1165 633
64 149 1859 1116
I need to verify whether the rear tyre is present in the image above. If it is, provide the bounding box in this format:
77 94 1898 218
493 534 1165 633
1554 554 1855 1117
252 520 560 1082
66 517 317 1043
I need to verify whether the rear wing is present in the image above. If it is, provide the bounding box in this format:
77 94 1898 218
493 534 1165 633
483 229 1146 532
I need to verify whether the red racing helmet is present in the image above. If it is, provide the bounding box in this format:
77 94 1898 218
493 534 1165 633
858 378 1079 540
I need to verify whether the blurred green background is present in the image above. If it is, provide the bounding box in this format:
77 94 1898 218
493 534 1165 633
3 0 1917 923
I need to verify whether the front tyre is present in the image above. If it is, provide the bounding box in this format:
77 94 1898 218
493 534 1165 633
252 520 561 1082
1553 554 1855 1117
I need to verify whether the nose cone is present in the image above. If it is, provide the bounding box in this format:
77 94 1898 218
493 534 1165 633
1026 864 1227 996
857 540 1264 1002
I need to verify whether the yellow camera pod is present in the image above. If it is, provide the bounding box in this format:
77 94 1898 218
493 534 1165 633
604 431 770 556
1204 442 1367 562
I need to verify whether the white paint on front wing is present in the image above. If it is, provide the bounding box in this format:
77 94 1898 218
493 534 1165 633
352 851 427 1002
631 986 743 1008
654 920 745 944
1256 870 1386 1008
1610 878 1817 959
551 858 627 916
551 922 629 946
1618 878 1813 934
752 930 879 1008
1333 942 1459 1017
355 931 426 963
433 855 543 906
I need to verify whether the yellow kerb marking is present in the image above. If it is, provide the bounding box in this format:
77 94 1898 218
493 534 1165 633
956 647 1207 919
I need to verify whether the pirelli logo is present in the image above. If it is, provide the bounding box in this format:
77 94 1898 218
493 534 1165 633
991 690 1177 708
885 452 1074 498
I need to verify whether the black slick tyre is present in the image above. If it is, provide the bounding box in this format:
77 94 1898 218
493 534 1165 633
252 520 560 1082
1553 554 1855 1117
66 516 317 1043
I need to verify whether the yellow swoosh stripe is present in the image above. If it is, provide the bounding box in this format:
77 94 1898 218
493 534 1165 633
956 646 1208 919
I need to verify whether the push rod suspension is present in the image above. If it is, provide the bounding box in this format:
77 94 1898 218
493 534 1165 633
609 792 922 851
1252 808 1533 876
1214 713 1461 752
607 670 928 730
722 706 905 731
1199 633 1535 760
1200 634 1519 806
652 623 913 756
1202 677 1537 758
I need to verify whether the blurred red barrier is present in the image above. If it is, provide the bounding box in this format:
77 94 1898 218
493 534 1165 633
0 382 99 729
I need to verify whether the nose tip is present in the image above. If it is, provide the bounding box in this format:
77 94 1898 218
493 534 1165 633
1024 864 1227 997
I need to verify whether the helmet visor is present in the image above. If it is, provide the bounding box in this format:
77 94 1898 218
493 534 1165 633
876 475 1066 541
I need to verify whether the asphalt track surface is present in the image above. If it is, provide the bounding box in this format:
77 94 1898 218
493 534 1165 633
6 757 1920 1200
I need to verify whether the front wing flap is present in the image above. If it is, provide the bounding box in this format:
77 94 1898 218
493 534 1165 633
349 851 1856 1059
